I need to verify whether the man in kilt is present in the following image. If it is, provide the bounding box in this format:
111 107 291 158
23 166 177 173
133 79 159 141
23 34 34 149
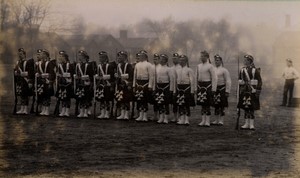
55 51 75 117
94 51 115 119
36 49 57 116
170 53 181 122
151 53 160 121
115 51 134 120
175 55 195 125
14 48 35 114
75 50 96 118
133 50 154 122
154 54 175 124
196 51 217 127
211 54 231 126
238 55 262 130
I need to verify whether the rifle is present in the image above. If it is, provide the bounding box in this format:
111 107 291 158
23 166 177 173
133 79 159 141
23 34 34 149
235 56 241 130
93 74 97 119
74 74 79 116
13 70 18 114
35 73 39 115
53 74 60 116
113 61 119 119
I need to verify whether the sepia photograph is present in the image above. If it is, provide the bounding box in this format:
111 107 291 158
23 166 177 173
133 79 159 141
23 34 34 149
0 0 300 177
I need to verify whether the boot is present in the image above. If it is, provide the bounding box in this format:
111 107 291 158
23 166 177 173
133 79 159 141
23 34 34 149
59 107 66 117
44 107 50 116
16 106 24 114
218 116 224 125
97 109 105 119
163 114 168 124
241 119 250 129
104 110 110 119
83 109 88 117
211 115 219 125
117 109 125 119
204 115 210 127
40 106 45 115
64 108 70 117
124 110 129 120
87 107 92 115
77 108 84 118
136 111 143 121
184 115 190 125
142 112 148 122
249 119 255 130
177 115 184 125
23 105 28 115
157 114 164 123
198 115 206 126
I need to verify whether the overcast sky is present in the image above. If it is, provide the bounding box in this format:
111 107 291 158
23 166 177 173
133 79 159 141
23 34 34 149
50 0 300 30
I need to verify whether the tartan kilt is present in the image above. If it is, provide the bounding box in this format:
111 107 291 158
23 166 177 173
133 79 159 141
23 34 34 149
55 84 73 101
36 78 54 98
135 80 151 104
196 81 213 106
213 85 228 108
75 83 93 102
237 85 260 110
115 81 133 103
154 83 171 105
16 76 33 96
176 84 195 107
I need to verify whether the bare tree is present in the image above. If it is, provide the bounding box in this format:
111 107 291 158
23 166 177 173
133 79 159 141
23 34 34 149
0 0 9 31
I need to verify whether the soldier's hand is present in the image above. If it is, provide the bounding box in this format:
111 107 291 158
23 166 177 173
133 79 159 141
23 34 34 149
35 73 40 77
28 83 33 89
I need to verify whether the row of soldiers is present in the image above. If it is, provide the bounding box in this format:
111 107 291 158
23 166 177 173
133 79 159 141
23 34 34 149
13 48 262 130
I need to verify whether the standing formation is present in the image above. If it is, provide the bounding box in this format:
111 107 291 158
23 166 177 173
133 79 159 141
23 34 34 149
13 48 266 130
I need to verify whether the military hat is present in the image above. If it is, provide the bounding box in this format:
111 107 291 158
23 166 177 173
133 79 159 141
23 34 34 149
179 54 188 60
214 54 222 60
37 49 43 53
18 48 26 54
286 58 293 63
59 50 66 55
200 50 209 58
117 51 128 57
172 53 179 58
244 54 254 62
138 50 148 57
153 53 160 58
160 54 168 60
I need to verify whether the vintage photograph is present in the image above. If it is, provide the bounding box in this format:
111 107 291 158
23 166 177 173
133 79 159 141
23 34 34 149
0 0 300 177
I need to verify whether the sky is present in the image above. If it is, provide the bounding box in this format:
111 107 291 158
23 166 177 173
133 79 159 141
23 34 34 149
50 0 300 30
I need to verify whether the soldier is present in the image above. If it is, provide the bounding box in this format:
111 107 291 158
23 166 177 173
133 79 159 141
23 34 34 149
238 55 262 130
35 49 56 116
154 54 175 124
55 51 75 117
170 53 181 122
211 54 231 125
151 53 160 121
75 50 96 118
175 55 195 125
14 48 35 114
196 50 217 127
133 50 154 122
94 51 115 119
281 58 299 107
115 51 134 120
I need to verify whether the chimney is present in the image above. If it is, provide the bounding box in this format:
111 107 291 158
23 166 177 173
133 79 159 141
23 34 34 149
285 14 291 28
120 30 128 39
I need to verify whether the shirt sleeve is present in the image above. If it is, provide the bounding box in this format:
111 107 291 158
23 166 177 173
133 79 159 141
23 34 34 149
189 68 195 94
224 68 232 93
210 65 217 92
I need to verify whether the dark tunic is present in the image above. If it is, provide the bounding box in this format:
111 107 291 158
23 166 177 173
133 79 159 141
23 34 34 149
15 58 35 97
115 62 134 103
55 62 75 101
237 66 262 110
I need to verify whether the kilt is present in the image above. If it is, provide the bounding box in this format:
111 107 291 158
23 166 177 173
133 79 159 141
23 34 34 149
154 83 171 106
37 78 54 98
95 80 114 102
213 85 228 108
237 84 260 110
115 81 133 103
176 84 195 107
75 81 93 102
135 80 150 103
197 81 212 106
16 76 33 97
